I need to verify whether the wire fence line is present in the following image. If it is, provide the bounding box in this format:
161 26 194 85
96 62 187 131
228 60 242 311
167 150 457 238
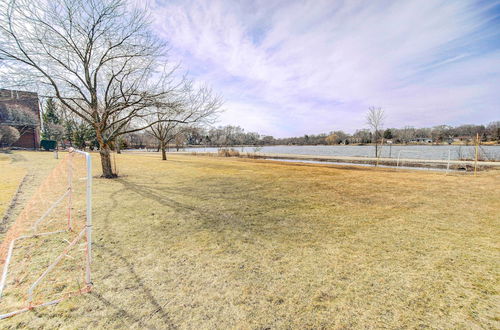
0 149 92 319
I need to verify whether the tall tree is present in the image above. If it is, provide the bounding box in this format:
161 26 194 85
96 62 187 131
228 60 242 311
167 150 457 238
41 98 64 142
383 129 393 140
42 98 59 125
0 0 186 177
366 106 385 158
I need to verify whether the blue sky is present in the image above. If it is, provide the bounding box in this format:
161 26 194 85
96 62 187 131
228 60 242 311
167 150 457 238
148 0 500 137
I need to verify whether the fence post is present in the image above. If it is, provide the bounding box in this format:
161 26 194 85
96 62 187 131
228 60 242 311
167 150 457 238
446 149 451 174
84 152 92 286
67 151 73 230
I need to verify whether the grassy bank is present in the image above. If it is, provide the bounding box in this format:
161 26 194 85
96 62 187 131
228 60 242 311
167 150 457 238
1 151 499 328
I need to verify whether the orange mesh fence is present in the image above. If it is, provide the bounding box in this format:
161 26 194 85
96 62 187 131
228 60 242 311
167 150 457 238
0 150 91 318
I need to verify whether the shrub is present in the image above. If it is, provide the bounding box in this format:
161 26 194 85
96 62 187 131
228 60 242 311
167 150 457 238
0 126 20 147
218 148 240 157
40 140 57 151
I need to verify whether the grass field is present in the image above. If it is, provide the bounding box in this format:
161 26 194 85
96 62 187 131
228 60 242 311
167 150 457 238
0 154 25 217
1 151 499 328
0 154 26 225
0 152 60 237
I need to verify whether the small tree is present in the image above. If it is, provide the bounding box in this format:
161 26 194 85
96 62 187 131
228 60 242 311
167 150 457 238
325 133 338 145
149 120 181 160
366 106 385 158
174 130 186 151
0 125 20 147
41 98 64 143
147 84 221 160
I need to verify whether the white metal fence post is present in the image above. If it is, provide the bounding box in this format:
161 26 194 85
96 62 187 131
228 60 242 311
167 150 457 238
86 154 92 285
84 152 92 286
72 149 92 287
67 151 73 230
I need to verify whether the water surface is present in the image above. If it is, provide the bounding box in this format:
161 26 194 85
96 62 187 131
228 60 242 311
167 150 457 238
174 145 500 161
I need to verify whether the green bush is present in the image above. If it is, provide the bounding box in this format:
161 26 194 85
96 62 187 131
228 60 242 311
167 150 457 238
40 139 57 151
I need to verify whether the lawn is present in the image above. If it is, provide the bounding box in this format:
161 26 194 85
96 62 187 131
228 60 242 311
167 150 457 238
0 154 26 226
1 151 499 328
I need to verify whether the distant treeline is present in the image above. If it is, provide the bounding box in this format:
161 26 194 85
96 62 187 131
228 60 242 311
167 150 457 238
125 122 499 149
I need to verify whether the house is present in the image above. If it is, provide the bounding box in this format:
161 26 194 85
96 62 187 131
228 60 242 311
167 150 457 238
453 136 472 143
0 89 41 149
410 137 433 144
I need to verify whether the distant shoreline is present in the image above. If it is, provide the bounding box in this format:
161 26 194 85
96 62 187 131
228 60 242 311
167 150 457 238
169 143 500 148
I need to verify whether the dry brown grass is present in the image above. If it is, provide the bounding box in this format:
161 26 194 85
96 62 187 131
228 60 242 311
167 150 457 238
1 151 499 328
218 148 241 157
0 152 60 235
0 154 26 223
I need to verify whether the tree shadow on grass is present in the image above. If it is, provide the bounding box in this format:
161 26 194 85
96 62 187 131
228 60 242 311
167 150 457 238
92 243 176 329
116 178 198 214
91 185 177 329
113 177 298 239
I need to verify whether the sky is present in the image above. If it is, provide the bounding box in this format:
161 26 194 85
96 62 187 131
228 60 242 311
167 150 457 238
148 0 500 137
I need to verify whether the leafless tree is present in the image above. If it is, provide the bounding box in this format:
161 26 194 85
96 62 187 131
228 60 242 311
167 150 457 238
400 126 415 144
174 130 186 152
366 106 385 159
149 118 181 160
0 0 189 177
147 84 221 160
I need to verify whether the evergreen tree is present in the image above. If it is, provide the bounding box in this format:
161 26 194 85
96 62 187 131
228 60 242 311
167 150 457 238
42 98 63 141
42 98 60 125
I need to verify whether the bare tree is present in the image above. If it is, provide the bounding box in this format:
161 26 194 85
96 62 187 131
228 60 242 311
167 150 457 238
149 119 181 160
366 106 385 158
148 84 221 160
0 0 186 177
399 126 415 144
174 129 186 152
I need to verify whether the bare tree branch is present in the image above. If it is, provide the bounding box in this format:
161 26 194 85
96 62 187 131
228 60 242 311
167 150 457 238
0 0 201 177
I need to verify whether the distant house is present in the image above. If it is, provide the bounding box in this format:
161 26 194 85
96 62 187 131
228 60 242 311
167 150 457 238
410 137 432 144
0 89 41 149
454 136 472 143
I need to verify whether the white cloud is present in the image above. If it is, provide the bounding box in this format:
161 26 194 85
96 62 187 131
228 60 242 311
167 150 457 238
150 0 500 136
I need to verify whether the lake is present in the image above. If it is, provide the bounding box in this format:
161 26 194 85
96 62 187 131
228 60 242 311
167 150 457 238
174 145 500 161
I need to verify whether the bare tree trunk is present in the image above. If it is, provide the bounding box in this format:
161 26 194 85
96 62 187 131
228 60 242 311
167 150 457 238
96 129 117 178
99 145 116 178
116 139 121 154
161 141 167 160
